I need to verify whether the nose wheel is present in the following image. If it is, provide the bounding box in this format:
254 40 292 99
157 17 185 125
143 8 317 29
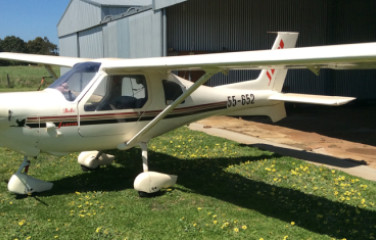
7 156 53 194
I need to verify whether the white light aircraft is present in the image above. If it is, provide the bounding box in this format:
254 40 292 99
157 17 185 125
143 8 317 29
1 32 376 197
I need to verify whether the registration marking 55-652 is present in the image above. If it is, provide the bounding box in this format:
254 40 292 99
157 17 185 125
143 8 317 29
227 94 255 108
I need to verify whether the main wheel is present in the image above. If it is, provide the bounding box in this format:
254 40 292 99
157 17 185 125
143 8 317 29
138 191 160 198
80 165 100 172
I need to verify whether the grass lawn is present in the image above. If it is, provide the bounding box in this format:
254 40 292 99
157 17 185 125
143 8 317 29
1 127 376 240
0 66 60 91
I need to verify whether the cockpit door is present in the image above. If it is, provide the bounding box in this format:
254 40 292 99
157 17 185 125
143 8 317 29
77 73 150 138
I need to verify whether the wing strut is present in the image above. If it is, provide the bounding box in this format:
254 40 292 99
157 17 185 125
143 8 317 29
117 69 216 150
44 65 58 80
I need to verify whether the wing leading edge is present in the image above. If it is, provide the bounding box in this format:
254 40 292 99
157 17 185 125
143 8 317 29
101 41 376 73
0 52 91 68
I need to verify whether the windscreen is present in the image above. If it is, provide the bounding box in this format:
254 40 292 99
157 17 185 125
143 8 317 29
48 62 101 101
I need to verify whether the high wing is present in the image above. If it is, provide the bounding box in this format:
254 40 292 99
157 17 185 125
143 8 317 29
2 40 376 72
102 42 376 72
269 93 355 106
0 52 91 68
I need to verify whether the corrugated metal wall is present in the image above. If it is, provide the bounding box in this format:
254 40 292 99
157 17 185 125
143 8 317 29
153 0 187 10
103 9 163 58
127 9 163 58
78 26 104 58
58 0 102 38
101 7 130 18
103 21 119 57
59 33 79 75
328 0 376 99
167 0 376 99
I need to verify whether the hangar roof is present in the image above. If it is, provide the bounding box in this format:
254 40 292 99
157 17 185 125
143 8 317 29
82 0 152 7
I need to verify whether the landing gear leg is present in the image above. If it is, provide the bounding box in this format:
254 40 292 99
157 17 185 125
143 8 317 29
7 156 53 194
137 143 152 198
134 142 177 198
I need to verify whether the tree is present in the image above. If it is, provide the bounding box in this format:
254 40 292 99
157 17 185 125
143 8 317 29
27 37 58 56
0 36 28 53
0 38 10 66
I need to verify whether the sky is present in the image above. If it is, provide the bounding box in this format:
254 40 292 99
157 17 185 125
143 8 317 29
0 0 71 47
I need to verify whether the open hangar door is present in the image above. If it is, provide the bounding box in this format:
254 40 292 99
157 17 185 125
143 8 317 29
166 0 376 100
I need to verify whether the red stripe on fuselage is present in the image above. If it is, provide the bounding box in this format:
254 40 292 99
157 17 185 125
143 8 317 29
27 101 228 123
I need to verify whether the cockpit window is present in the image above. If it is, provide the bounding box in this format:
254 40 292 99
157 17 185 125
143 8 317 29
48 62 101 101
84 75 148 111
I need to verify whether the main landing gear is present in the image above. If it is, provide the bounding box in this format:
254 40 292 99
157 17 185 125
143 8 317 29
134 142 177 198
78 151 115 171
8 156 53 194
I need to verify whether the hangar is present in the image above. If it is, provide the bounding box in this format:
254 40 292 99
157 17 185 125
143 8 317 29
58 0 376 100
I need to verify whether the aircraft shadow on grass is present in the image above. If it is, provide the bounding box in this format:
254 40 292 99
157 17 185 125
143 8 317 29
31 147 375 239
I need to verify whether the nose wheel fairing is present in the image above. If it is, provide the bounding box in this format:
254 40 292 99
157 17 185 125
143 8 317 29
7 156 53 195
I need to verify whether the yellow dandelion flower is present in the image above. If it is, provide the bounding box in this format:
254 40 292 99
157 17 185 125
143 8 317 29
9 202 12 204
193 223 197 227
26 237 31 240
291 221 295 225
54 236 58 239
96 227 102 233
213 220 218 224
75 192 80 195
18 220 25 226
234 227 239 233
234 220 238 223
208 212 212 215
197 207 202 211
242 225 247 230
213 215 217 218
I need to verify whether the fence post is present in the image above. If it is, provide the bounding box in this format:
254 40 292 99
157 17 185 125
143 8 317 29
7 74 10 88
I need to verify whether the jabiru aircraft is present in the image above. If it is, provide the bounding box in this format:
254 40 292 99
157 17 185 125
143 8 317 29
0 32 375 197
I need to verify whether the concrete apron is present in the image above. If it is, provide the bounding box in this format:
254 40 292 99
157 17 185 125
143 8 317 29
189 123 376 182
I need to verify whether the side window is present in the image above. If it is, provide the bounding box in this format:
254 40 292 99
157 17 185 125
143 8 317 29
84 75 148 111
162 80 185 105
